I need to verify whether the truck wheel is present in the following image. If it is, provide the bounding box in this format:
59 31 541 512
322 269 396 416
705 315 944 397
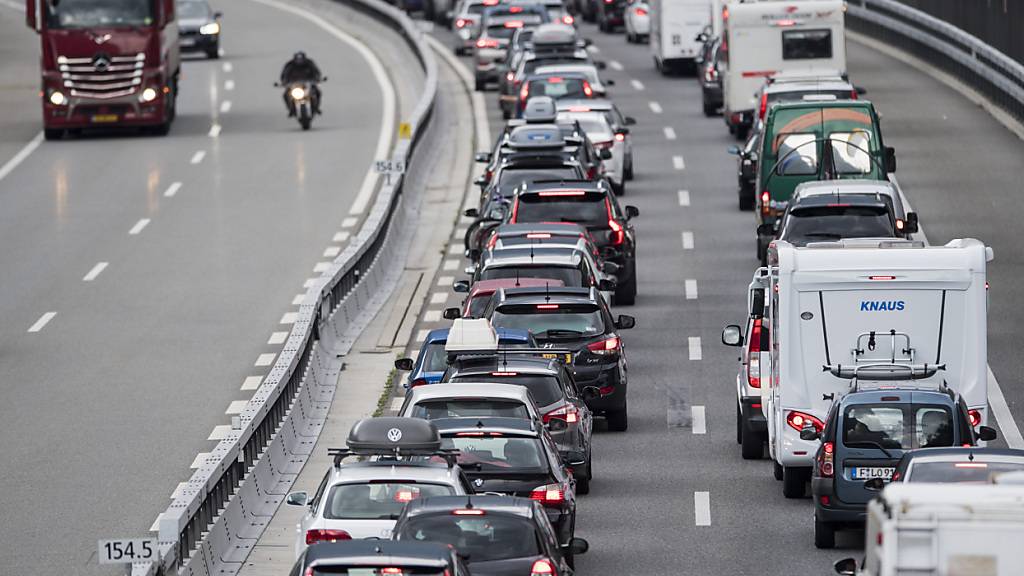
624 156 634 180
782 466 807 498
814 517 836 549
43 129 64 141
606 404 628 432
740 423 763 460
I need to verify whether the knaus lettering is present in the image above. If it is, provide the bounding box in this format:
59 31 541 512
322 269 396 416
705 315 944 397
860 300 905 311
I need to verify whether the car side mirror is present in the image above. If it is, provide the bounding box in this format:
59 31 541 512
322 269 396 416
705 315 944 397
884 146 897 173
565 537 589 555
473 176 487 187
474 152 492 163
721 324 743 346
598 278 617 291
443 307 462 320
394 358 415 371
615 314 635 330
695 33 708 43
214 10 223 18
854 85 867 96
285 491 308 507
624 116 636 125
604 78 616 86
900 212 919 235
599 148 612 160
581 386 599 400
625 205 639 219
757 223 776 238
463 207 480 218
601 261 620 275
595 60 607 70
863 478 885 492
453 280 471 293
726 144 741 156
833 558 858 576
978 425 998 442
800 428 820 441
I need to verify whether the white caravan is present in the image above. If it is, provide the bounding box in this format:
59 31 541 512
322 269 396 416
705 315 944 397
720 0 846 138
832 482 1024 576
650 0 711 74
764 238 992 491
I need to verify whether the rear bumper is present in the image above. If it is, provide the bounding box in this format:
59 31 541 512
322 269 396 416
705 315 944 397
812 478 867 524
579 365 627 413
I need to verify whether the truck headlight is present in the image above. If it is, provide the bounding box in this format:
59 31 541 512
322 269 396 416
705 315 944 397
49 90 67 106
199 21 220 35
140 87 159 102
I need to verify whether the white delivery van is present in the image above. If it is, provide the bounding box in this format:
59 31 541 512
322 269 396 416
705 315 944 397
833 483 1024 576
720 0 846 138
650 0 711 74
764 238 992 495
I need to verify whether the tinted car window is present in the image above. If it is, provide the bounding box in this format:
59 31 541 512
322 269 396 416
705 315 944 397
782 29 832 60
411 400 531 420
843 405 905 449
324 483 455 520
467 293 493 318
516 194 607 226
420 342 448 372
449 374 562 406
398 514 540 561
498 168 579 188
782 205 895 244
480 265 582 286
528 77 588 99
492 303 605 339
907 461 1024 483
442 436 547 471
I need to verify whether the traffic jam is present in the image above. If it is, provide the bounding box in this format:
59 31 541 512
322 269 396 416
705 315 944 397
288 1 1024 576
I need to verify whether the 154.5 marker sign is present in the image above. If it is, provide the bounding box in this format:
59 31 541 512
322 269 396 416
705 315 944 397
98 538 158 564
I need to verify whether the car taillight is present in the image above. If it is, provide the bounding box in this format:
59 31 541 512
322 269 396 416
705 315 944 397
583 81 593 97
305 529 352 545
520 82 530 103
506 71 515 82
850 89 858 100
544 403 579 424
587 335 620 355
819 441 834 477
747 318 762 388
530 484 565 506
614 132 626 142
607 200 624 245
635 7 647 15
381 569 404 575
598 384 615 395
562 14 574 24
592 140 613 150
510 198 519 222
531 559 556 576
410 378 429 388
968 409 982 427
456 18 468 27
760 190 770 214
758 91 768 120
704 66 717 83
476 38 499 48
786 410 824 433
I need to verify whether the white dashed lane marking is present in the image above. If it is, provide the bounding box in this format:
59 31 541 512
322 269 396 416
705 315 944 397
664 127 677 140
225 79 235 91
222 62 233 73
341 217 358 228
313 262 331 273
694 492 711 526
333 231 351 243
255 353 276 367
164 181 182 197
688 336 702 361
241 376 263 391
430 292 448 305
190 452 211 468
678 190 690 206
685 279 698 300
268 331 289 345
682 231 694 250
630 79 645 91
219 100 232 113
225 401 249 415
83 262 108 282
437 276 455 287
672 155 686 170
443 259 459 271
423 310 442 322
27 312 56 333
292 294 305 305
208 425 232 440
280 312 298 324
609 60 623 71
692 406 707 434
208 124 222 138
190 150 206 164
323 246 342 257
129 219 150 235
649 101 663 114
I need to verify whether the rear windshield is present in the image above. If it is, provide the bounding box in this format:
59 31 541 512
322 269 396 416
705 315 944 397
559 113 612 142
411 399 531 420
782 205 894 245
449 373 562 406
442 436 548 472
498 167 579 188
907 461 1024 483
492 303 605 340
516 194 607 226
467 3 487 14
486 25 520 39
842 404 954 450
313 569 446 576
782 29 833 60
480 265 582 287
397 514 540 562
324 483 455 520
528 77 588 100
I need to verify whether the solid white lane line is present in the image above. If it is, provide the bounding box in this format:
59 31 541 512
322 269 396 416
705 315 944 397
27 312 56 333
225 400 249 415
222 62 233 73
437 275 455 287
313 262 331 273
430 292 448 305
208 425 232 440
443 259 459 271
323 246 341 257
280 312 298 324
630 79 645 91
128 219 150 235
423 310 442 322
292 294 305 305
609 60 623 71
83 262 109 282
268 331 289 345
190 150 206 164
390 397 405 411
208 124 222 138
241 376 263 391
164 181 182 197
649 101 663 114
0 132 43 183
224 79 235 91
416 329 430 343
692 406 707 434
664 127 677 140
219 100 232 113
678 190 690 206
682 231 694 250
333 231 351 243
685 279 698 300
672 155 686 170
694 492 711 526
341 217 358 228
990 367 1024 448
190 452 211 468
688 336 702 361
255 353 276 367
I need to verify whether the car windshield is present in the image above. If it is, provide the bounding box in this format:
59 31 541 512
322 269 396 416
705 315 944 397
442 436 548 472
558 113 613 142
782 205 895 245
449 374 562 406
480 265 583 287
907 460 1024 483
323 483 455 520
420 342 448 372
176 0 209 18
467 293 493 318
47 0 155 28
515 194 607 226
492 303 604 339
843 404 954 450
398 514 540 562
410 400 531 420
498 167 579 188
529 77 588 100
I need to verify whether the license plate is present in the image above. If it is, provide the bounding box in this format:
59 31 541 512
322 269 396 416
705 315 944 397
180 38 195 46
542 353 573 364
851 467 894 480
91 114 119 123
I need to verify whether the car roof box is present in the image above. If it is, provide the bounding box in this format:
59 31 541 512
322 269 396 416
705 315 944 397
508 125 565 149
445 318 499 353
345 416 443 453
523 96 558 123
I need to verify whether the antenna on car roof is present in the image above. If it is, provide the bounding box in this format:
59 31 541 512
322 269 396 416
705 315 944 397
515 267 520 287
545 282 551 303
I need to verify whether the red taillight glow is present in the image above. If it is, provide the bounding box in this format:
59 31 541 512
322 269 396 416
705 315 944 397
819 441 834 477
955 462 989 468
747 318 762 388
531 559 556 576
598 384 615 395
614 132 626 142
509 5 523 12
759 91 768 120
530 485 565 506
381 568 403 575
775 18 796 26
410 378 428 388
562 14 574 24
587 335 620 355
526 233 552 239
452 509 486 515
519 82 530 102
704 65 718 83
760 190 770 205
395 489 417 502
869 275 896 281
786 410 824 433
536 304 560 309
544 403 580 424
477 38 500 48
968 409 982 427
504 19 524 27
506 71 515 82
851 89 859 100
305 529 352 545
635 7 647 16
607 199 624 245
456 18 468 27
567 105 591 112
547 76 564 83
583 81 593 97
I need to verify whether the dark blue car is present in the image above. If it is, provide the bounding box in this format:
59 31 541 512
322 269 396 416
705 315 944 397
395 327 537 388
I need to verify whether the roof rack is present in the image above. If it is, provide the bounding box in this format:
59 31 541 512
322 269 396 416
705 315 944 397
446 347 575 364
823 362 946 382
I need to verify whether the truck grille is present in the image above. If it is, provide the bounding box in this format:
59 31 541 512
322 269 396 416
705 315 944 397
57 53 145 99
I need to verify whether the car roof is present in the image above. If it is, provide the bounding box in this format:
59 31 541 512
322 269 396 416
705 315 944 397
303 540 453 569
530 23 577 44
497 285 598 305
770 99 874 114
432 416 541 436
468 277 566 296
329 461 461 483
519 178 606 193
422 327 534 344
765 80 854 94
526 71 589 81
449 354 559 376
556 98 613 111
507 125 566 149
405 382 536 404
840 388 955 404
494 222 590 236
483 247 583 266
793 179 897 200
903 447 1024 463
789 193 889 211
403 494 537 518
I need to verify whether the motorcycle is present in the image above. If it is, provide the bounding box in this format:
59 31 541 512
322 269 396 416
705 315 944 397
275 77 325 130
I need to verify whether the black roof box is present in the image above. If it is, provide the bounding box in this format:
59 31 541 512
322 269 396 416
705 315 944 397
346 417 442 454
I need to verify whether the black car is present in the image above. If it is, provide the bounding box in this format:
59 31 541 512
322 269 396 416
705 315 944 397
508 179 639 304
288 540 470 576
176 0 221 59
485 286 634 431
595 0 626 32
805 384 996 549
727 127 760 211
393 495 590 574
696 35 723 117
432 417 579 545
476 121 606 192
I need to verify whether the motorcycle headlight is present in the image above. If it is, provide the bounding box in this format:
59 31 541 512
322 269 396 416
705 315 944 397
199 21 220 35
290 86 306 100
140 87 159 102
49 90 67 106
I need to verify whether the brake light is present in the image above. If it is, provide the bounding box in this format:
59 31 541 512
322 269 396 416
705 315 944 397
704 65 718 83
850 89 858 100
607 199 624 245
587 335 620 355
483 0 498 5
526 233 552 239
536 304 560 309
452 508 486 515
614 132 626 142
869 275 896 281
775 18 796 26
510 198 519 222
786 410 824 433
477 38 500 48
381 569 403 575
819 441 834 477
568 105 591 112
538 189 586 196
531 559 556 576
635 7 647 15
456 18 468 27
491 371 519 376
543 403 579 424
530 484 565 506
410 378 429 388
968 409 982 427
760 190 770 214
305 529 352 545
955 462 989 468
504 19 524 27
394 489 417 502
583 81 593 97
520 82 530 102
747 318 762 388
758 91 768 120
547 76 564 83
562 14 574 24
509 6 523 12
603 0 612 4
506 71 515 82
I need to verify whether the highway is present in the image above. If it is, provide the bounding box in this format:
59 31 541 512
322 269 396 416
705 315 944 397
0 0 415 572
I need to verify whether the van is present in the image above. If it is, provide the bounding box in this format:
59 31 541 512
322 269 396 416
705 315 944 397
720 0 846 138
649 0 710 74
764 238 992 500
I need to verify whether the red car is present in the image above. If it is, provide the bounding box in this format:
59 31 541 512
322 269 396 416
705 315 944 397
453 277 565 318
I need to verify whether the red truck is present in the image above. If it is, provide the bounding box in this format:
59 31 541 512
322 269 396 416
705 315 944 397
25 0 181 139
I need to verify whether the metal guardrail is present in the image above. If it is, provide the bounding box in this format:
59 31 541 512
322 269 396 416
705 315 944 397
846 0 1024 123
128 1 440 574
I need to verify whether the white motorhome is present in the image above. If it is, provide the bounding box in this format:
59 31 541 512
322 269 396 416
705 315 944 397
650 0 711 74
833 483 1024 576
764 238 991 493
720 0 846 138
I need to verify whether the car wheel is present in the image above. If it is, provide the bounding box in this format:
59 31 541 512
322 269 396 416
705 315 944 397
756 235 767 262
782 467 807 498
474 78 485 91
738 184 755 211
814 516 837 549
614 261 636 305
606 404 628 432
703 98 717 117
624 156 634 180
773 460 784 481
735 124 750 141
740 422 763 460
576 461 591 495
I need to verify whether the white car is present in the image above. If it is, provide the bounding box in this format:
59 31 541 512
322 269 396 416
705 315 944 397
533 63 613 97
398 382 544 422
624 0 650 43
556 103 633 194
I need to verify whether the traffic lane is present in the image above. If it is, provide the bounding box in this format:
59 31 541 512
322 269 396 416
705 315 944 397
843 40 1024 434
0 4 43 168
0 0 394 571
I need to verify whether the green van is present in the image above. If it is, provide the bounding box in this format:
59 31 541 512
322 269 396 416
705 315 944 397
754 99 896 259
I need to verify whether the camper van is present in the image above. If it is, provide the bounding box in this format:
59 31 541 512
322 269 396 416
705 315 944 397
650 0 711 74
720 0 846 138
764 238 992 498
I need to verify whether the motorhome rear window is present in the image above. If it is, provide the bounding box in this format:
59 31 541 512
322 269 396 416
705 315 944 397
782 29 833 60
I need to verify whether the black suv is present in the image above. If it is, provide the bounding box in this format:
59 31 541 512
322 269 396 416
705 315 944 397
393 495 590 573
485 286 635 431
509 179 639 304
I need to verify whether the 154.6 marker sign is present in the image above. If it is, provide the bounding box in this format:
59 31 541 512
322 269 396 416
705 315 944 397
98 538 158 564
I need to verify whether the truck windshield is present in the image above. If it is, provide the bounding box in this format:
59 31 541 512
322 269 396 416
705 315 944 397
47 0 155 28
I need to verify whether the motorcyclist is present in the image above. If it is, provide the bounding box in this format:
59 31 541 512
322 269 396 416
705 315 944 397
279 51 323 116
